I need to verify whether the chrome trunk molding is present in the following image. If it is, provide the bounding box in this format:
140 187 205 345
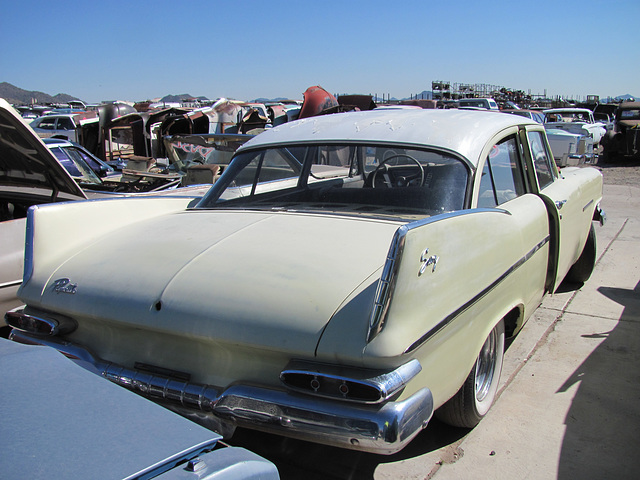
8 331 433 455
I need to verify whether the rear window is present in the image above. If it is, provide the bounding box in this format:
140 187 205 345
198 144 469 218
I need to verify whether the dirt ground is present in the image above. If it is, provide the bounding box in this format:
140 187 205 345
595 155 640 186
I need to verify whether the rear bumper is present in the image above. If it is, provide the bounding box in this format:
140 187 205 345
9 330 433 455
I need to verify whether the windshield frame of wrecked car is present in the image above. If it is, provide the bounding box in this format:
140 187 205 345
196 143 470 217
163 134 253 173
619 108 640 121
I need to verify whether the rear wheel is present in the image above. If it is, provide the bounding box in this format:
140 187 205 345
566 223 597 284
436 320 505 428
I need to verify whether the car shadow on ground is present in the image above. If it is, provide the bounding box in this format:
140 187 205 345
229 279 587 480
556 281 640 479
229 416 470 479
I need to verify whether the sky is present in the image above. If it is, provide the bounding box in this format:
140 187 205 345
1 0 639 104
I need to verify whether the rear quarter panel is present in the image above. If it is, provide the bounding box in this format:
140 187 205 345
362 194 550 407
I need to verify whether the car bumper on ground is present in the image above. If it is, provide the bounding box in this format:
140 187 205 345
8 329 434 455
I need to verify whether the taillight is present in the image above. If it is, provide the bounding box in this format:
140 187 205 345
5 307 77 336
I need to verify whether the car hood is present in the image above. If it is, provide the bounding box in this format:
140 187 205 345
39 209 400 354
618 119 640 129
0 338 219 479
0 337 278 479
0 98 86 199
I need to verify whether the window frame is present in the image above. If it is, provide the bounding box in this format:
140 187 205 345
475 130 530 208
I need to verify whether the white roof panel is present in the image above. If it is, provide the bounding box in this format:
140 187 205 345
240 108 535 167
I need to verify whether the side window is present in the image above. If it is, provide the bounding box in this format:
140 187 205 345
231 149 299 191
477 136 526 207
37 117 56 130
57 117 75 130
527 131 555 189
50 147 81 176
260 149 299 180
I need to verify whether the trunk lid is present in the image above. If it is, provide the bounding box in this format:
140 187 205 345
39 209 400 355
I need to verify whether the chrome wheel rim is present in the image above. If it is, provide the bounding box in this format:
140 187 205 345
475 327 497 402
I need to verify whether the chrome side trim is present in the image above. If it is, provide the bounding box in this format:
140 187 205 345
23 205 37 285
582 199 594 212
8 331 434 455
404 234 550 354
367 227 406 342
402 207 512 232
0 280 22 289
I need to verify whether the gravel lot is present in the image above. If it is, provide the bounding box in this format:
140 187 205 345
596 156 640 186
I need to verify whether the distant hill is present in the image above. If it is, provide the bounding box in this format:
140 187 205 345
2 81 637 107
253 97 298 103
614 94 637 102
0 82 81 105
160 93 210 103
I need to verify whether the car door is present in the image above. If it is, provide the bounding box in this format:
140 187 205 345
55 116 78 142
525 129 585 292
474 131 550 312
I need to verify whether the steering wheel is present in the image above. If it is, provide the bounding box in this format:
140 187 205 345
370 154 425 188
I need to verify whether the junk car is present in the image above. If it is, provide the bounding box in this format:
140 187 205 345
503 109 592 166
44 137 118 179
602 101 640 160
6 108 605 455
1 100 88 315
543 108 606 147
0 337 279 479
0 98 210 315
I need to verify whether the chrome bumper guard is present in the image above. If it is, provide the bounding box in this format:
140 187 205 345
9 331 434 455
595 204 607 226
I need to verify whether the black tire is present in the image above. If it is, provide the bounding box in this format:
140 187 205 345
436 320 505 428
566 223 597 284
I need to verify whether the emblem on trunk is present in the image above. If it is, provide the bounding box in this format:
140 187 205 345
418 249 439 276
52 278 78 294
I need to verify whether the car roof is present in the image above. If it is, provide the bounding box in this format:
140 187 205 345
543 108 592 114
42 137 74 147
618 101 640 109
42 113 79 118
239 108 535 167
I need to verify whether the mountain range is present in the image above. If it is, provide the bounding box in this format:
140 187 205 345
0 82 81 105
0 82 636 106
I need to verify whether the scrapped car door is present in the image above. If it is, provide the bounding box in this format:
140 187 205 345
55 117 78 142
526 130 587 291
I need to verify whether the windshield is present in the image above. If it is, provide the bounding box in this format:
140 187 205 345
197 144 469 218
49 146 102 185
545 110 594 123
620 109 640 121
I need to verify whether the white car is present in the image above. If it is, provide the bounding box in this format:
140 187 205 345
543 108 607 146
505 109 594 167
458 97 499 110
0 98 211 315
29 113 88 142
7 108 605 455
1 101 88 315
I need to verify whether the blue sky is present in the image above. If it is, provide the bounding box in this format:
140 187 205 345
1 0 638 103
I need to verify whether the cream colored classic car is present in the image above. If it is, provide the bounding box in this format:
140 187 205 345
7 108 605 455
